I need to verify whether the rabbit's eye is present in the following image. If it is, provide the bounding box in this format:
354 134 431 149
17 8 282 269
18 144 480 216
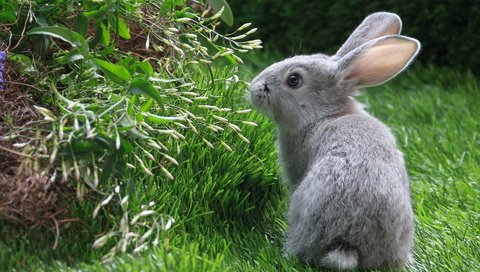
287 73 302 88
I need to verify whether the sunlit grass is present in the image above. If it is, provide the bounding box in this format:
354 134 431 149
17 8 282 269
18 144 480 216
364 65 480 271
1 60 479 271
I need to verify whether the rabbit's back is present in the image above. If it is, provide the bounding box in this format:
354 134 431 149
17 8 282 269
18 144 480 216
311 113 405 174
286 113 414 269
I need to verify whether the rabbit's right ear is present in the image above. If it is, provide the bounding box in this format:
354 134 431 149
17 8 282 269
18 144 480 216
337 35 420 88
335 12 402 58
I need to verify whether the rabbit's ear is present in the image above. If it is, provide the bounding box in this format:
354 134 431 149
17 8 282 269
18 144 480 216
338 35 420 87
335 12 402 58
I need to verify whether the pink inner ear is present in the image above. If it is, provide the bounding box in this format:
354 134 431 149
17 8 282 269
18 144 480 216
345 38 419 86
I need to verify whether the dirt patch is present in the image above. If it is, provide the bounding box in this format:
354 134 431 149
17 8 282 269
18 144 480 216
0 58 69 231
0 77 38 173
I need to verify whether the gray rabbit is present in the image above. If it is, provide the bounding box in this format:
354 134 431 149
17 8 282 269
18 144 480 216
249 12 420 270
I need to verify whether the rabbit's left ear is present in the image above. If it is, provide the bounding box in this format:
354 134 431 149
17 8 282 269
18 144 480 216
335 12 402 58
337 35 420 87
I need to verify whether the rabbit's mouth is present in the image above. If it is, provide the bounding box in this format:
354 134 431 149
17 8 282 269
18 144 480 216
250 86 271 104
249 83 273 115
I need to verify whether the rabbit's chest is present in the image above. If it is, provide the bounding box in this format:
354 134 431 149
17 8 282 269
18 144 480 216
277 131 313 188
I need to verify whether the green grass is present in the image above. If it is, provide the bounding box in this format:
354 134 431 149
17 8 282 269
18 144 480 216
1 60 479 271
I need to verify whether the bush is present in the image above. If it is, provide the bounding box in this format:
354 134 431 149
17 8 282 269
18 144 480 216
0 0 261 261
228 0 480 71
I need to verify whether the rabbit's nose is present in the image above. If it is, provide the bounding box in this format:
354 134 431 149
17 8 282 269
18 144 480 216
249 80 268 93
263 83 270 93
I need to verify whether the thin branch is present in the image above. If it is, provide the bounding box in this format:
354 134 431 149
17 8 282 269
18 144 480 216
52 217 60 249
0 144 34 158
4 81 44 92
10 0 33 52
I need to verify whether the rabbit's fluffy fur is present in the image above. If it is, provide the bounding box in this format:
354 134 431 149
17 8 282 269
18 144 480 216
249 12 420 270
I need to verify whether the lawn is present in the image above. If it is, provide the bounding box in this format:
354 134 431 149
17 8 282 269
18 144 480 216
1 59 479 271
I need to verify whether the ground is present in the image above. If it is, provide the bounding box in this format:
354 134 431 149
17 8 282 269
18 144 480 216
0 60 479 271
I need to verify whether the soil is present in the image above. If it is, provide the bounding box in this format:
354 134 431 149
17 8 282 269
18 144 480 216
0 59 69 228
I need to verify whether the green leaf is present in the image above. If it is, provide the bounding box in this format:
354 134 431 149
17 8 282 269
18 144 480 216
0 4 16 24
128 78 164 112
206 0 234 26
95 135 116 150
94 134 131 183
96 44 115 57
28 26 89 56
70 141 104 153
89 26 103 48
56 49 84 64
140 98 154 112
119 114 135 128
92 58 131 85
8 53 31 64
119 114 149 139
137 61 154 77
144 113 187 123
74 14 88 36
126 179 137 197
160 0 175 16
108 14 131 39
100 152 118 184
83 5 109 19
115 158 128 177
116 17 131 39
99 22 110 45
95 134 131 154
223 54 237 65
0 11 15 24
127 95 138 117
61 140 106 157
119 139 133 154
35 16 49 27
174 11 196 20
127 128 150 139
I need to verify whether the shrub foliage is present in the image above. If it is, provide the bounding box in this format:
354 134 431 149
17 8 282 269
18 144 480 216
0 0 261 261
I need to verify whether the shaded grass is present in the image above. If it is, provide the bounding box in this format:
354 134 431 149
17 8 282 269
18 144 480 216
1 61 479 271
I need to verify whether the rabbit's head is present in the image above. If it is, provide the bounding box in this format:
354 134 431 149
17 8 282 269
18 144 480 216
249 12 420 130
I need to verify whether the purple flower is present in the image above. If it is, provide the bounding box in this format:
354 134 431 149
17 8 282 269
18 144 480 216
0 51 5 90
